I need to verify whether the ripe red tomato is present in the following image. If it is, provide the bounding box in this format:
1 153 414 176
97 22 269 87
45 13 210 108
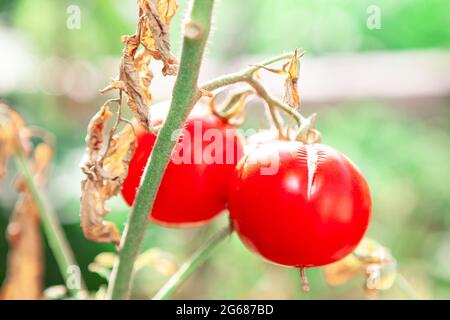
228 140 371 267
121 103 243 227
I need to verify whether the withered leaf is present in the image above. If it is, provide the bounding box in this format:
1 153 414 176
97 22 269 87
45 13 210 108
218 89 253 125
118 42 152 129
323 238 398 294
155 0 178 24
0 143 53 300
323 253 362 287
81 0 178 245
80 179 121 245
0 186 43 300
0 104 27 178
283 49 301 109
30 143 53 186
102 124 137 195
101 0 178 131
138 0 179 75
85 103 112 160
252 50 303 109
80 104 136 246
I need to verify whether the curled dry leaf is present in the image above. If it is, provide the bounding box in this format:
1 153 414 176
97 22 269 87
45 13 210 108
222 89 253 118
323 238 398 295
83 0 179 245
108 37 152 130
138 0 178 76
0 143 53 300
209 89 254 126
252 50 303 109
283 49 301 109
80 103 136 246
0 104 27 178
101 0 179 130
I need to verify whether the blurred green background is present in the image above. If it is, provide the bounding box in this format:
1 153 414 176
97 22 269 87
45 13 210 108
0 0 449 299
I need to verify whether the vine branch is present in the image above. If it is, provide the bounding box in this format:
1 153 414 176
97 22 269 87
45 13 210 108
153 225 232 300
200 52 306 129
14 151 85 297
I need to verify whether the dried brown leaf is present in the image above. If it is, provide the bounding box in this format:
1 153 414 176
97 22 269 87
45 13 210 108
118 42 152 129
156 0 178 24
139 0 178 75
80 179 121 245
101 0 178 131
134 49 153 106
85 103 113 160
252 51 302 109
0 192 42 300
220 89 253 125
283 50 301 109
323 238 398 294
80 0 178 244
80 104 136 246
0 104 27 178
31 143 53 185
323 254 362 286
103 124 137 177
0 143 53 300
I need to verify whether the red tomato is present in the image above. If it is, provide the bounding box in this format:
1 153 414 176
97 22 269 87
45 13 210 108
228 140 371 267
121 103 243 227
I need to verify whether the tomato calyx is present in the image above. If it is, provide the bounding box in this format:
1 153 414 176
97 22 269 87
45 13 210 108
272 113 322 144
208 88 254 126
295 113 322 144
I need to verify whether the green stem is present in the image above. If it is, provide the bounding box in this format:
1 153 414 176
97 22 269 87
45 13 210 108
107 0 215 300
200 52 305 127
200 52 294 92
153 225 232 300
14 152 85 297
201 71 248 92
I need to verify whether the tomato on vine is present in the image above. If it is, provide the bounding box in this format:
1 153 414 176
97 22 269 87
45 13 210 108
228 140 371 268
122 102 244 227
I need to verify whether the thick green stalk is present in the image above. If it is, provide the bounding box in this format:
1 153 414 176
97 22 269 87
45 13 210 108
107 0 215 300
14 152 85 297
153 225 232 300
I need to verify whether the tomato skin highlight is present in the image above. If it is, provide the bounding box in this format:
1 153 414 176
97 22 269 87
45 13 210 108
121 104 243 227
228 140 371 267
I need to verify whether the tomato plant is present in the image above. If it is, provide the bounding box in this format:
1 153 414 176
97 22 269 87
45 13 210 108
121 103 243 227
228 140 371 267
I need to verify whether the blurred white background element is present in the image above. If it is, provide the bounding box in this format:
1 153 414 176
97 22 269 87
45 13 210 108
1 24 448 104
0 26 37 93
203 50 450 103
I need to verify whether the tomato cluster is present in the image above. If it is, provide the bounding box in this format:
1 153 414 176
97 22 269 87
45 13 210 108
122 103 371 269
